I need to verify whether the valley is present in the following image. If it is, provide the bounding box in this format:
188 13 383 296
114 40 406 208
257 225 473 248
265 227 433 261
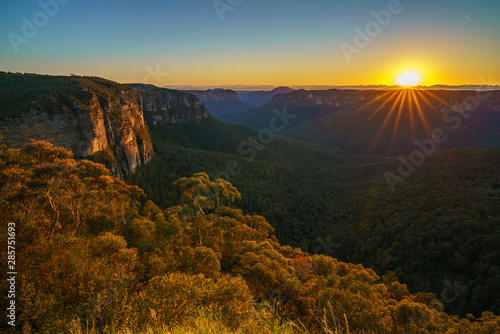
1 72 499 332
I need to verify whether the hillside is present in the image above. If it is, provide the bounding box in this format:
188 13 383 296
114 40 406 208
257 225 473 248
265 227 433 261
129 83 210 124
0 72 155 177
1 140 499 333
1 73 499 325
127 117 500 318
239 86 296 107
187 88 254 117
221 88 500 156
0 73 210 177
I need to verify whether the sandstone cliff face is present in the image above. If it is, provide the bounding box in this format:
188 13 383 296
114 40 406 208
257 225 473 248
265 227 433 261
0 74 153 177
187 89 240 103
272 89 500 111
241 86 295 106
129 84 209 125
228 87 500 156
185 88 254 117
272 89 371 107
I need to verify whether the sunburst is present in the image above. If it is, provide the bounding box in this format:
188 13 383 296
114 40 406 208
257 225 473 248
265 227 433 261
397 71 420 86
347 86 455 155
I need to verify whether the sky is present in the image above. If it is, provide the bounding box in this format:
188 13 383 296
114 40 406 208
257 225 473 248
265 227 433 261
1 0 499 88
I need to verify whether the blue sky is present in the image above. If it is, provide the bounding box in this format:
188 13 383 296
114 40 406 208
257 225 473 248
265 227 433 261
1 0 499 86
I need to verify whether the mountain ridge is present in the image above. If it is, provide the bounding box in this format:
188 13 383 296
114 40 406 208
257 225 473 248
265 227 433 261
0 73 210 177
221 88 500 156
239 86 295 107
187 88 254 117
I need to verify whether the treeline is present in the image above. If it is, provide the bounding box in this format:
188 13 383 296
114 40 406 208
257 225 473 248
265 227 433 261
326 148 500 317
126 119 500 317
0 72 139 117
2 139 499 333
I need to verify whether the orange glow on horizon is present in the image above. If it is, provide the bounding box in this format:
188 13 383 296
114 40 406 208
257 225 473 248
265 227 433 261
397 71 421 86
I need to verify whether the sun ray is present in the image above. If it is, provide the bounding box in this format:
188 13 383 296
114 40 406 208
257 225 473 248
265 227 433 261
350 90 401 138
415 90 443 118
363 90 401 123
353 89 397 112
410 89 433 140
388 89 409 152
420 90 454 110
339 82 480 156
408 90 417 139
369 89 406 151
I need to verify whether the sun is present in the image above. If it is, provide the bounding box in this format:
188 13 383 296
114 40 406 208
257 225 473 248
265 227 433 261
397 71 420 87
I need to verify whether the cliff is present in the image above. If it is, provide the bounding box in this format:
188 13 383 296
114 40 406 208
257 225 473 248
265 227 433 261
240 86 295 106
0 73 153 177
271 89 372 107
186 88 254 117
222 87 500 156
129 84 210 124
187 88 240 102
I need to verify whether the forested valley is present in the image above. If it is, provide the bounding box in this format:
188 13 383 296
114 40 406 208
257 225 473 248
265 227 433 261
1 138 500 333
127 118 500 319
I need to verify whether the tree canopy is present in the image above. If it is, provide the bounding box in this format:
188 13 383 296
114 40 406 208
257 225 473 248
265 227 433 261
1 139 499 333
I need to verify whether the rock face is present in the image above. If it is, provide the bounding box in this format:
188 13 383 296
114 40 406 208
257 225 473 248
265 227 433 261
240 86 295 107
187 88 241 103
271 89 370 107
129 84 210 125
186 88 254 117
0 74 217 177
0 73 153 177
222 87 500 156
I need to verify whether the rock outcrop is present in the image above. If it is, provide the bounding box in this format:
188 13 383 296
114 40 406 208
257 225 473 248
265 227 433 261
0 73 153 177
0 74 216 177
240 86 295 106
187 88 241 103
186 88 254 117
129 84 210 125
221 87 500 156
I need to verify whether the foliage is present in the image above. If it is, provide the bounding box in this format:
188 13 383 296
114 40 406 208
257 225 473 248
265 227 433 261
0 72 142 118
1 140 500 333
126 119 500 317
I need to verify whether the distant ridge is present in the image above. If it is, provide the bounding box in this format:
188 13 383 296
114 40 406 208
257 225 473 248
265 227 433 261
221 87 500 156
166 84 500 91
239 86 295 107
186 88 254 117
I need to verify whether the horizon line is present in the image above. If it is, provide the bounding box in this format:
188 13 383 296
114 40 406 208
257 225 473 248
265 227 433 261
163 84 500 91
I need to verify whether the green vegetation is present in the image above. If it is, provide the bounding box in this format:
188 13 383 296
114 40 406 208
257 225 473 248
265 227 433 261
0 72 153 178
220 89 500 156
127 118 500 318
2 140 499 333
0 72 141 118
128 83 191 100
1 73 499 330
